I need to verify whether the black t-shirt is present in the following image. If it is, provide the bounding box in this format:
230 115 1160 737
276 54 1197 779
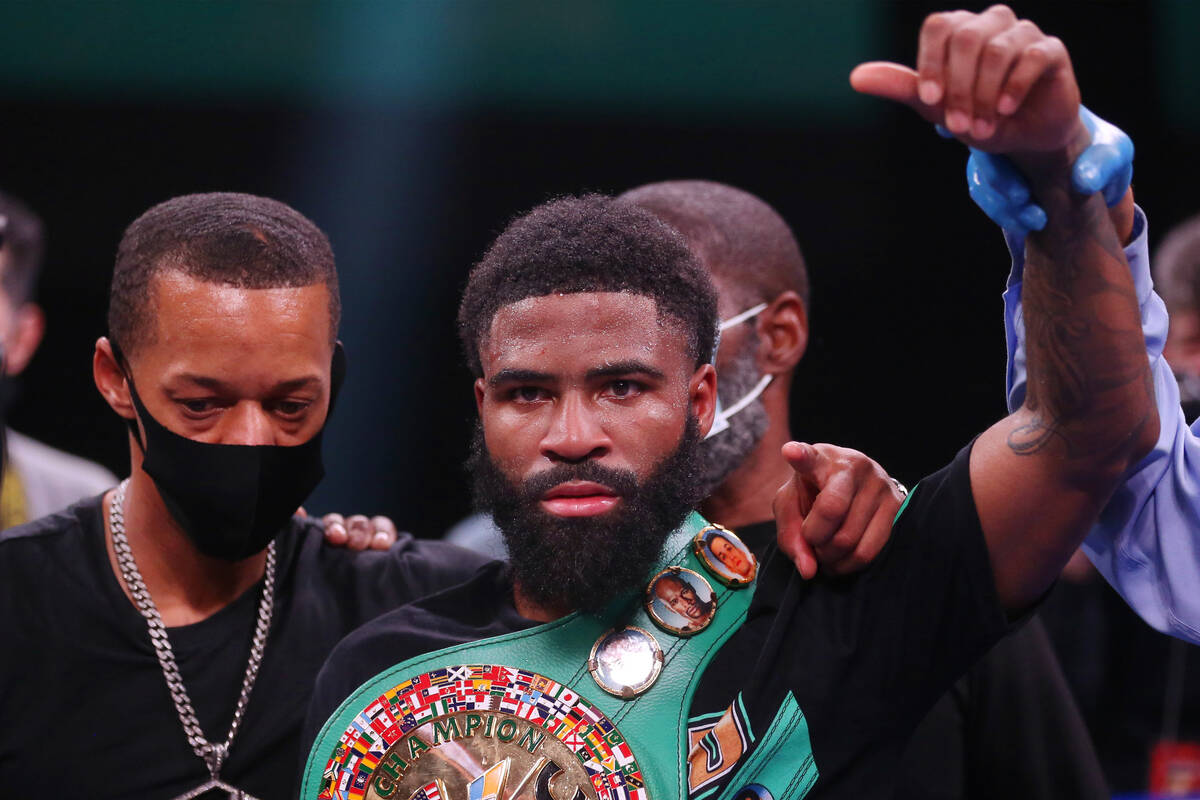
0 495 491 800
897 613 1106 800
307 443 1016 798
725 523 1105 800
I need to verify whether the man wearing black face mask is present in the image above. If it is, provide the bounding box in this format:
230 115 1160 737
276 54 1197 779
0 192 491 800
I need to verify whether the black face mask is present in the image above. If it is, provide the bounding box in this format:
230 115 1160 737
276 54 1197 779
122 344 345 561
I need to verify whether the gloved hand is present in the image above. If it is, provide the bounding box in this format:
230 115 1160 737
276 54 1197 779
957 105 1133 239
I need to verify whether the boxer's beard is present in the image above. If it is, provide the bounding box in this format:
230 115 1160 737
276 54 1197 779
698 336 770 496
469 416 704 613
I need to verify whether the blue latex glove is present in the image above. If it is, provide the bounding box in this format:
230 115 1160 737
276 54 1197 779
951 106 1134 239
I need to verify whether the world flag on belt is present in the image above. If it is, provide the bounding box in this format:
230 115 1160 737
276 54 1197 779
467 760 510 800
317 665 648 800
409 779 446 800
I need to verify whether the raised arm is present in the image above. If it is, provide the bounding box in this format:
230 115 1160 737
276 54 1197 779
998 167 1200 644
851 5 1158 610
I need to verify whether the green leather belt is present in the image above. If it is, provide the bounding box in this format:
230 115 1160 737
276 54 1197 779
302 511 757 800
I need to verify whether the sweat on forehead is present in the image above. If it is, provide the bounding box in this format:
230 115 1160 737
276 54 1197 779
480 292 692 367
457 193 719 377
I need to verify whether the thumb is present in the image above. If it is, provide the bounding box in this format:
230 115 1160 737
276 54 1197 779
773 464 819 580
850 62 922 108
782 531 819 581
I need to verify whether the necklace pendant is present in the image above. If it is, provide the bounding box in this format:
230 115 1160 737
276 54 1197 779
109 479 274 800
171 777 262 800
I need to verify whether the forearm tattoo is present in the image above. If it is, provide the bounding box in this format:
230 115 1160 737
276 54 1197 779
1009 174 1153 461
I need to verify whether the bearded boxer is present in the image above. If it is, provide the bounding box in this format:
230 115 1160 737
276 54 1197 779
304 7 1156 798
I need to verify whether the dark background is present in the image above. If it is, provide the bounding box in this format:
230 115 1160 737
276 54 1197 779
1 1 1195 536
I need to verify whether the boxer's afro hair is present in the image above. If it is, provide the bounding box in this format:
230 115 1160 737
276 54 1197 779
458 193 718 377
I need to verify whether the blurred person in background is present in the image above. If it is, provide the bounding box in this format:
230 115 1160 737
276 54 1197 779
1155 213 1200 423
0 189 116 529
1098 213 1200 795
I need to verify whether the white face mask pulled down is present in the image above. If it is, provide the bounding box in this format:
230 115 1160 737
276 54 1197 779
706 302 773 439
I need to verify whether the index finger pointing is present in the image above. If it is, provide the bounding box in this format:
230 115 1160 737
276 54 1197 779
782 441 821 474
773 476 817 579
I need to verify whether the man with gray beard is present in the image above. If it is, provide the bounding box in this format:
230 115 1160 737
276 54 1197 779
619 179 1107 799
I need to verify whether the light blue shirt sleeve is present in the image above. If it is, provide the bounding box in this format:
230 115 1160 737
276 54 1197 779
1003 206 1200 643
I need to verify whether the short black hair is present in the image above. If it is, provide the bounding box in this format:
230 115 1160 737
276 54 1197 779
108 192 339 357
1155 212 1200 314
618 180 810 311
0 190 45 306
458 193 718 376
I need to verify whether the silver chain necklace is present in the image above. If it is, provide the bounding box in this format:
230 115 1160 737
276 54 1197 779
109 478 274 800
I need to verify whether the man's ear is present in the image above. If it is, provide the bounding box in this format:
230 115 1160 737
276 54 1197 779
5 302 44 376
756 291 808 374
93 337 135 421
690 362 718 437
474 378 487 417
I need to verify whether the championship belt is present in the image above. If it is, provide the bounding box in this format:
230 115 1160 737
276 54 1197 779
301 512 763 800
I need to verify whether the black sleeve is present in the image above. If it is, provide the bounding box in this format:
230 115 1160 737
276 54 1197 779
380 535 498 601
303 637 367 767
897 616 1107 800
813 441 1016 730
299 525 496 624
895 678 968 800
300 603 476 771
961 616 1108 799
882 441 1015 719
299 612 433 775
